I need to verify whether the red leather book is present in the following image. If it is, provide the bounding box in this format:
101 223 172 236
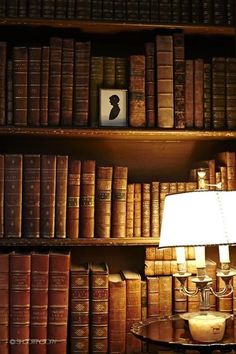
30 253 49 354
4 154 23 238
61 39 74 126
40 46 49 126
10 252 31 354
0 253 9 354
28 47 41 126
67 158 81 239
0 155 3 237
0 42 6 126
23 155 40 238
47 252 70 354
55 155 68 238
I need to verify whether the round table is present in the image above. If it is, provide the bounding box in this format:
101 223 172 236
130 314 236 354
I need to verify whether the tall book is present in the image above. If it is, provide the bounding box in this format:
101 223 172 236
28 47 41 126
90 262 109 354
0 42 6 125
0 1 5 17
42 0 55 18
159 275 172 316
156 35 174 128
141 183 150 237
145 42 155 128
67 0 75 18
48 37 62 126
7 59 13 125
113 0 126 21
95 166 113 238
80 160 96 238
91 0 102 20
40 155 56 238
151 181 160 238
0 155 3 237
23 155 40 238
70 262 90 354
173 33 185 129
40 46 50 126
126 183 134 238
55 0 66 18
89 56 103 127
226 57 236 130
47 252 70 354
73 41 91 126
126 0 139 22
111 166 128 238
133 183 141 238
55 155 68 238
10 252 31 354
67 158 81 239
204 62 212 129
212 57 226 130
194 58 204 129
139 0 150 22
202 0 214 24
147 276 159 317
185 59 194 128
13 47 28 126
171 0 181 23
30 253 49 354
108 273 126 354
159 0 171 22
0 253 9 354
129 55 146 127
121 269 141 354
61 38 74 126
4 154 23 238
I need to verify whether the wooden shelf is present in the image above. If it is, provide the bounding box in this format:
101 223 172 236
0 238 160 247
0 18 234 36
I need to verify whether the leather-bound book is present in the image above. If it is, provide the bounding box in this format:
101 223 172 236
215 151 236 190
67 0 75 18
159 276 172 316
102 0 113 20
40 155 56 238
115 57 128 89
139 0 150 22
204 62 212 129
90 262 109 354
226 58 236 129
42 0 55 18
91 0 102 20
126 0 139 22
185 59 194 128
213 1 226 25
61 39 74 126
108 273 126 354
156 35 174 128
28 47 41 126
202 0 214 24
159 0 171 23
0 155 3 237
226 0 235 25
0 42 6 125
159 182 169 227
126 183 134 238
55 0 66 18
40 47 49 126
171 0 181 23
150 0 159 22
111 166 128 238
194 58 204 129
141 183 150 237
55 155 68 238
145 42 155 128
191 0 202 23
6 0 17 17
4 154 22 238
80 160 96 238
7 59 13 125
28 0 42 17
145 246 158 261
89 56 103 127
181 0 191 23
73 41 91 127
75 0 91 20
48 37 62 126
23 155 40 238
47 252 70 354
30 253 49 354
121 269 141 354
173 33 185 129
18 0 27 17
70 262 90 354
113 0 126 21
174 277 187 314
0 253 9 354
133 183 141 238
212 57 226 130
13 47 28 126
0 1 5 17
151 181 160 238
103 57 115 88
129 55 146 127
95 166 113 238
141 279 147 353
147 276 160 317
10 252 31 354
67 158 81 239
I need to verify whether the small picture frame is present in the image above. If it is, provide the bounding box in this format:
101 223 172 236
99 88 128 127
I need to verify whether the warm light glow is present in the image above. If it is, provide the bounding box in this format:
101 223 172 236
176 247 186 264
219 245 230 263
195 246 205 268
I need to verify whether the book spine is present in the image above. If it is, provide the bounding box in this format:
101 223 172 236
171 0 181 23
0 253 9 352
126 0 139 22
115 57 128 89
141 183 150 237
75 0 91 19
181 0 191 23
89 56 103 128
0 155 3 237
213 0 226 25
0 0 5 17
103 57 116 88
42 0 55 18
226 0 235 25
145 42 155 128
202 0 214 24
13 47 28 126
139 0 150 23
212 57 226 130
28 0 42 17
159 182 169 227
73 41 91 127
40 46 49 126
113 0 126 21
159 276 172 316
173 33 185 129
80 160 96 238
156 35 174 128
150 0 159 22
55 0 66 18
194 58 204 129
129 55 146 127
10 253 31 354
28 47 41 126
55 155 68 238
191 0 202 23
48 37 62 126
40 155 56 238
133 183 141 238
185 59 194 128
67 0 75 18
95 166 113 238
4 154 22 238
67 158 81 239
111 166 128 238
6 0 17 17
151 181 160 238
226 58 236 130
7 59 13 125
147 276 160 317
204 62 212 129
61 39 74 126
159 0 172 23
126 183 134 238
0 42 6 125
102 0 113 20
23 155 40 238
18 0 27 17
91 0 102 20
30 253 49 354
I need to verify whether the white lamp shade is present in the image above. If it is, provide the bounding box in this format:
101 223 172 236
159 190 236 248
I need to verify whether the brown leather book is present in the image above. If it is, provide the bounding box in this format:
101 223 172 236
40 155 56 238
141 279 148 353
90 262 109 354
174 277 187 314
126 183 134 238
159 182 170 227
42 0 55 18
67 158 81 239
7 59 13 125
13 47 28 126
80 160 96 238
156 35 174 128
108 273 126 354
23 155 40 238
0 155 3 237
185 59 194 128
48 37 62 126
95 166 113 238
212 57 226 130
133 183 141 238
215 151 236 190
115 57 128 89
173 33 185 129
61 38 74 126
142 183 150 237
70 262 90 354
226 58 236 129
103 57 116 88
129 55 146 127
0 253 9 354
204 62 212 129
147 276 160 317
111 166 128 238
89 56 103 128
30 252 49 354
55 155 68 238
40 46 50 126
47 252 70 354
194 58 204 129
159 275 172 316
145 42 155 128
121 269 141 354
18 0 27 17
4 154 23 238
10 252 31 354
0 42 6 125
151 181 160 238
73 41 91 127
28 47 41 126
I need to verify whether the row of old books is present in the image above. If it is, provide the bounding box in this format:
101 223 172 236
0 0 235 26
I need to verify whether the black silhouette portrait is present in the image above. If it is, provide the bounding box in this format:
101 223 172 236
109 94 120 120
